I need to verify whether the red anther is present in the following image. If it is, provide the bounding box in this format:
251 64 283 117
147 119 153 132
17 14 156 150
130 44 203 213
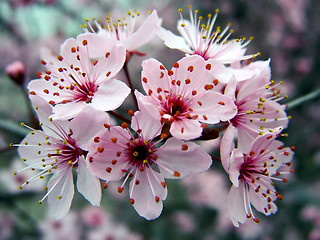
161 182 166 188
155 196 160 202
148 89 153 95
105 52 110 58
111 160 117 165
173 62 179 68
57 55 63 61
185 78 191 84
111 138 117 143
106 167 112 173
218 102 225 105
121 122 128 128
173 171 180 177
192 90 197 95
181 144 188 151
130 198 135 204
104 123 110 128
97 147 104 153
187 65 194 72
135 179 140 185
118 187 124 193
94 137 100 143
43 89 49 94
205 64 211 70
103 182 108 189
160 65 165 70
41 60 47 65
213 79 219 86
82 39 88 45
128 110 134 116
253 218 260 224
71 47 76 53
88 157 93 163
290 146 296 151
168 70 174 76
204 84 213 90
29 91 36 95
142 77 147 83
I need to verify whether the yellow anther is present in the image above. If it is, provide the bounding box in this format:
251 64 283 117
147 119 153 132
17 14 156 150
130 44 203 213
57 196 62 200
85 18 89 22
215 8 220 13
143 160 148 164
68 161 73 166
178 8 183 13
13 171 17 175
20 122 25 126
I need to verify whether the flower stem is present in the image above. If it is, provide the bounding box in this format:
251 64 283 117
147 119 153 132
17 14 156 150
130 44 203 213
123 62 139 110
286 88 320 110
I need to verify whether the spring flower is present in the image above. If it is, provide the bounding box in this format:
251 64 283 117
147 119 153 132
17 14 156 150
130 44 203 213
222 132 294 227
87 108 212 220
14 96 109 219
137 54 237 140
158 6 255 63
221 60 289 163
28 32 130 120
84 10 161 60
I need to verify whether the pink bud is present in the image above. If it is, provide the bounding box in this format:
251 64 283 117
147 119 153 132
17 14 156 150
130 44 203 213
5 61 26 85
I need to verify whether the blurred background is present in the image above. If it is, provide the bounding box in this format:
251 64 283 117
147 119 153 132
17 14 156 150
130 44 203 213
1 0 320 239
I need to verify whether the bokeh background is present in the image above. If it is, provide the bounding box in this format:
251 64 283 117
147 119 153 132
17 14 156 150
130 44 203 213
1 0 320 239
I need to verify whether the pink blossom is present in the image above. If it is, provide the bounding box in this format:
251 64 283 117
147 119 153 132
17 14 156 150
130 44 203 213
221 60 289 161
87 109 212 220
38 211 81 240
84 10 161 60
15 96 109 219
222 132 294 227
138 54 237 140
28 32 130 120
158 7 255 63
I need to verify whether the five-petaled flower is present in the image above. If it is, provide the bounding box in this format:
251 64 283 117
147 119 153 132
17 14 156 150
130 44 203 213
137 54 237 140
87 108 212 220
28 32 130 120
221 131 294 227
15 96 108 219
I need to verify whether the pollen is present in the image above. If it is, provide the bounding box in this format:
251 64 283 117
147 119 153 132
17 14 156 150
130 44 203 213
181 144 188 151
173 171 181 177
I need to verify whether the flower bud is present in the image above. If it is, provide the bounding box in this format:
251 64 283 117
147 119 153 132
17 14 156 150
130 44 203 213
5 61 26 86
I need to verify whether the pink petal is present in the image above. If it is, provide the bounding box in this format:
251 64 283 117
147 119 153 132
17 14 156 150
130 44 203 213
157 27 192 53
90 78 130 111
156 137 212 179
170 119 202 140
124 10 161 51
47 170 75 220
190 91 237 124
228 149 244 187
76 157 101 206
227 184 247 227
52 101 87 120
129 168 167 220
70 107 110 150
220 124 236 172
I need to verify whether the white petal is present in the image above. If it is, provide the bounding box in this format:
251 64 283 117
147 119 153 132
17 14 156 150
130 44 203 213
76 157 101 206
47 170 75 220
227 184 247 227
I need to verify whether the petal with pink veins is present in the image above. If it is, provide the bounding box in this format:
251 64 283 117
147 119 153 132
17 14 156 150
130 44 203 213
170 119 202 140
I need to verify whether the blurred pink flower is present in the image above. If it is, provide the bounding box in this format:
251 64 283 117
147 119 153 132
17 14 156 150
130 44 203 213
28 32 130 120
138 54 237 140
81 206 109 228
15 96 108 219
158 7 254 63
38 211 81 240
88 109 212 220
171 211 195 233
222 132 294 227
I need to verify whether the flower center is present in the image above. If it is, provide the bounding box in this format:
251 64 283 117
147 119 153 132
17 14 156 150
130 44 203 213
132 145 149 161
162 94 190 119
72 82 97 103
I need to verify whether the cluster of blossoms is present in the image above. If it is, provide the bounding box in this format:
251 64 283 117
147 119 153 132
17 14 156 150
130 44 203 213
13 6 294 227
